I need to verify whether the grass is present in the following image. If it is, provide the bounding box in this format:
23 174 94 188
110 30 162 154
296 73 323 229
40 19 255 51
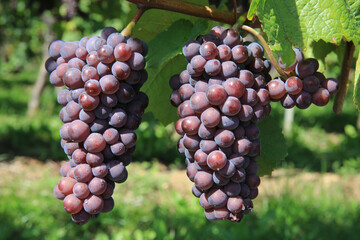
0 158 360 240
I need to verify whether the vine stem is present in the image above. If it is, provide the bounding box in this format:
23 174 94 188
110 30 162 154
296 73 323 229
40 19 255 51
333 41 355 114
240 25 288 79
127 0 236 25
121 7 147 37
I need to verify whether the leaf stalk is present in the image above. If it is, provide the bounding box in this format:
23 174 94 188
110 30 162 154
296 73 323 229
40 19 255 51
240 25 288 80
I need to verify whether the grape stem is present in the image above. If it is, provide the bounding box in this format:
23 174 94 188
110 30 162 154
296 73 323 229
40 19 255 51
333 41 355 114
121 6 147 37
126 0 236 25
233 0 237 24
240 25 288 80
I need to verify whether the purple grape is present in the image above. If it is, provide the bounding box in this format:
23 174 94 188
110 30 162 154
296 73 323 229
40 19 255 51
73 182 90 199
296 59 317 78
199 41 218 60
218 161 236 178
220 29 242 48
88 177 107 195
84 133 106 153
107 33 126 48
90 118 109 133
199 140 218 153
206 84 228 106
220 61 238 78
128 52 146 71
233 138 252 156
281 94 296 108
54 184 66 200
204 59 221 76
208 188 228 208
116 83 135 103
312 88 330 106
92 163 108 178
186 163 198 182
82 65 100 82
112 61 131 80
183 40 200 60
198 123 216 139
214 129 235 148
267 78 286 100
78 92 100 111
108 108 127 128
194 171 213 191
227 196 244 213
48 40 64 58
63 194 83 214
322 78 338 95
72 148 87 165
295 91 312 109
101 197 115 213
232 45 248 63
86 51 100 67
83 194 104 214
73 164 93 183
106 160 127 181
207 150 227 170
97 62 112 77
213 171 230 186
303 75 320 93
247 42 264 58
181 116 201 136
218 115 239 130
190 92 211 112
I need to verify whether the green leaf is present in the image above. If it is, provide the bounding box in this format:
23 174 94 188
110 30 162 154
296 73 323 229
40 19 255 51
247 0 262 20
143 54 187 126
143 19 211 125
189 18 212 40
354 49 360 111
146 19 193 69
257 115 287 176
253 0 360 67
128 0 209 42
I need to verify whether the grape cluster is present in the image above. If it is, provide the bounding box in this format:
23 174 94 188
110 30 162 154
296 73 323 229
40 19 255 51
46 27 149 224
170 26 271 222
269 48 339 109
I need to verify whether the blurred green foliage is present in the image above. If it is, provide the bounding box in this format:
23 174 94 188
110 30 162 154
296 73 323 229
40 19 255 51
0 0 132 72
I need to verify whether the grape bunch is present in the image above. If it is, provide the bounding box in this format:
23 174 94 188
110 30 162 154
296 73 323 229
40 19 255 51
268 48 339 109
170 26 272 222
45 27 149 224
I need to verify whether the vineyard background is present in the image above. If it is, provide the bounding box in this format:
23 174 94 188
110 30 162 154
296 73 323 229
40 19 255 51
0 0 360 239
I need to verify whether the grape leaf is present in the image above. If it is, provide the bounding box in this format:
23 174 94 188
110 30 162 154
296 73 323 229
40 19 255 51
247 0 261 20
143 19 194 125
257 115 287 176
307 40 345 72
146 19 193 70
354 49 360 112
143 19 211 125
143 54 187 126
250 0 360 67
128 0 209 42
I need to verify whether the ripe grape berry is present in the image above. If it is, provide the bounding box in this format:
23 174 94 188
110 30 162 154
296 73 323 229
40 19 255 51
170 26 269 222
272 49 338 109
47 26 148 225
